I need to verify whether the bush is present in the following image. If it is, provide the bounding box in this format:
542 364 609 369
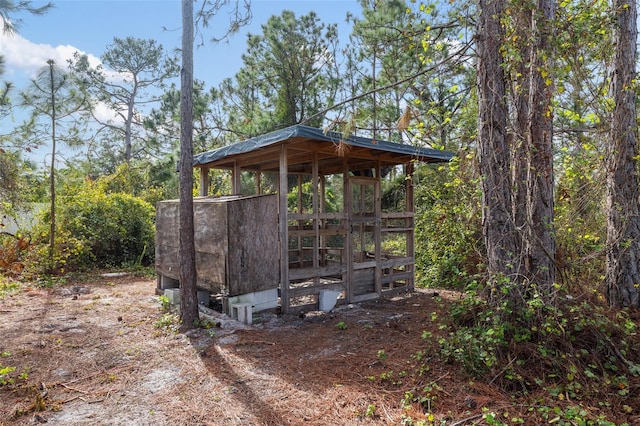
414 152 482 289
29 186 155 273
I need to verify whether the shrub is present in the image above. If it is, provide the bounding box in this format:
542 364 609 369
414 152 482 289
28 186 155 273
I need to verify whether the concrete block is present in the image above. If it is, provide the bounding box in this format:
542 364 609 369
227 288 278 313
231 302 253 325
319 290 341 312
164 288 180 305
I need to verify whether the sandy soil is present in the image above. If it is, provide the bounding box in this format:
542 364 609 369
1 274 634 425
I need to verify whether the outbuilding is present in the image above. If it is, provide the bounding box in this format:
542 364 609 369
156 124 453 318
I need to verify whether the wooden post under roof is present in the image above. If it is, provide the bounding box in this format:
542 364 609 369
406 162 415 290
279 145 290 313
256 171 262 195
199 167 209 196
312 152 319 285
374 160 382 296
343 157 353 303
232 161 242 195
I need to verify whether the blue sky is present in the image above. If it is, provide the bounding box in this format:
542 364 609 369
0 0 360 112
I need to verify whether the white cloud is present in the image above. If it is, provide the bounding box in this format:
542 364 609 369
92 101 122 124
0 32 101 79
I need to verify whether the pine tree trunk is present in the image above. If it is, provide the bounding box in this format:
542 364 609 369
605 0 640 308
48 60 57 270
179 0 199 328
525 0 556 293
477 0 519 299
509 16 531 280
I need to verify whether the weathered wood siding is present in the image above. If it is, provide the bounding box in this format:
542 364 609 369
155 194 279 295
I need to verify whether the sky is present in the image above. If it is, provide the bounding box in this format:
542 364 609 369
0 0 360 131
0 0 362 166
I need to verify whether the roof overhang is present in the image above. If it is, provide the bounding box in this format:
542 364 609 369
193 124 454 175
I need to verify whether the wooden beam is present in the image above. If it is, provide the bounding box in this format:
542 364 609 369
344 158 353 303
406 162 415 291
256 171 262 194
232 161 241 195
312 152 319 277
199 167 209 196
375 160 382 296
279 145 290 313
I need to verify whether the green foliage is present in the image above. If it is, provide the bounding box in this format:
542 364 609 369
0 350 23 387
154 312 179 333
158 295 171 312
27 184 154 273
0 363 16 386
92 163 178 208
0 150 27 218
437 281 640 425
554 143 606 287
414 154 482 289
0 275 20 298
287 179 340 213
70 37 179 167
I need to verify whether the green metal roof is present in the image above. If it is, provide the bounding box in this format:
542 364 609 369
193 124 454 174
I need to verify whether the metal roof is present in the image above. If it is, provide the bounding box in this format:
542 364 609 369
193 124 454 174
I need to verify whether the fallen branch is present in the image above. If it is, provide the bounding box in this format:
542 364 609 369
60 383 88 394
450 413 484 426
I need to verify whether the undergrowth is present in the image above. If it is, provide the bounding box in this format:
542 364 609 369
424 280 640 424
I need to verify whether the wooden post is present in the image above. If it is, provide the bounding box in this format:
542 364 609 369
344 158 353 302
319 174 326 266
312 153 319 280
199 167 209 196
374 160 382 296
279 145 290 313
406 162 415 291
233 161 241 195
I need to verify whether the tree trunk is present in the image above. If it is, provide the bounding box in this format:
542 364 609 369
524 0 556 293
124 83 137 163
48 59 56 270
179 0 199 328
509 11 531 281
477 0 519 300
605 0 640 307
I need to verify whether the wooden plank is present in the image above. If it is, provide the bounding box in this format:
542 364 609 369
353 260 377 270
226 195 279 295
289 212 346 220
289 281 346 298
381 271 413 284
288 228 345 237
380 257 414 269
381 212 414 219
286 302 317 314
381 227 412 233
288 265 346 281
351 293 379 303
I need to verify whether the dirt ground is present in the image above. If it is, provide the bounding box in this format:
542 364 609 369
0 274 631 425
